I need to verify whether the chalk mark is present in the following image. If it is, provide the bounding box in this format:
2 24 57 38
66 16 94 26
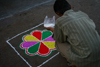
0 0 53 20
37 52 59 67
6 23 59 67
7 23 43 41
6 40 32 67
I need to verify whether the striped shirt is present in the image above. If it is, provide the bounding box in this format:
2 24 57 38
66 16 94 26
53 9 100 67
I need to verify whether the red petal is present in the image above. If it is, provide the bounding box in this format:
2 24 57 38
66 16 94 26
32 31 42 40
38 42 50 56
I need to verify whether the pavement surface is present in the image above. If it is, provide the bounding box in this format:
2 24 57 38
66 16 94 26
0 0 54 20
0 0 100 67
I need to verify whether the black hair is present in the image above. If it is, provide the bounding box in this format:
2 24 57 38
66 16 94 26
54 0 71 15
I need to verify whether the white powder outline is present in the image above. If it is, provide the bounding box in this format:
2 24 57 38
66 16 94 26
6 23 59 67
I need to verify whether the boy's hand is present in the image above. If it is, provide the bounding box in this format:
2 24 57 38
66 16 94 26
44 27 54 32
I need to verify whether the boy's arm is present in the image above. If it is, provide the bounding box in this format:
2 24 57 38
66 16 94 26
44 27 54 32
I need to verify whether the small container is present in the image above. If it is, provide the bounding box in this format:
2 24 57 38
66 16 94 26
43 16 55 28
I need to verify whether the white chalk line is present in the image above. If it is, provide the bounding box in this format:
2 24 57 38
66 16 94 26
0 0 53 20
6 40 32 67
21 0 53 12
6 23 43 67
37 52 59 67
6 23 59 67
7 23 43 41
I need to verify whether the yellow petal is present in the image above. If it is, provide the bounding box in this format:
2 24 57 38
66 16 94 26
24 35 40 41
42 41 55 49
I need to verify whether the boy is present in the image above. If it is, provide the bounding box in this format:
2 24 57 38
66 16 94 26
45 0 100 67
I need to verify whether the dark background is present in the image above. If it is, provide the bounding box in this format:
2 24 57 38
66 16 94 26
0 0 100 67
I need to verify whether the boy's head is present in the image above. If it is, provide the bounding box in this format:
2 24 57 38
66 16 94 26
53 0 71 16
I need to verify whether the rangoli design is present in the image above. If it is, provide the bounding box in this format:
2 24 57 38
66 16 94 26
20 30 56 57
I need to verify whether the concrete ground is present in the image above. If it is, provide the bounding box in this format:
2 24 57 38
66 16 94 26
0 0 100 67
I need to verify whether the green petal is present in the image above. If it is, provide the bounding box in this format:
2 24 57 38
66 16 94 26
42 31 52 40
28 42 40 54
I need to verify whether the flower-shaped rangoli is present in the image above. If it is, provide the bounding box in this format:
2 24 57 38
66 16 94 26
20 30 56 57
